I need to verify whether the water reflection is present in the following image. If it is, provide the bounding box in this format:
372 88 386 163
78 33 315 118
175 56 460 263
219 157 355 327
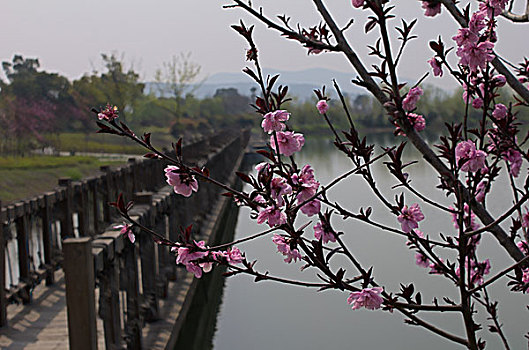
212 135 528 350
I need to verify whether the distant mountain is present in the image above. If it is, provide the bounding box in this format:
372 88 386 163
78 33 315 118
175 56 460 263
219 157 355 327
145 67 365 100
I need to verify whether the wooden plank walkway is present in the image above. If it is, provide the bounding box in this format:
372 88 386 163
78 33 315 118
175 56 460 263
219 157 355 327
0 267 195 349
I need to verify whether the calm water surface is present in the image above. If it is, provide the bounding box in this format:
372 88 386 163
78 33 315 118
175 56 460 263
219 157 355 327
212 135 528 350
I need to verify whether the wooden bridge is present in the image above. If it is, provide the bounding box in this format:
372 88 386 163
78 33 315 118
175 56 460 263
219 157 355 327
0 129 251 349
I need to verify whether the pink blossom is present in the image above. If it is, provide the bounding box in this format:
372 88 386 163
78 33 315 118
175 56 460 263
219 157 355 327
455 140 487 173
493 74 506 87
503 149 522 177
456 41 495 73
164 165 199 197
492 103 508 119
468 10 487 33
226 247 244 264
415 253 430 268
300 199 321 217
422 1 441 17
293 165 320 201
456 259 491 286
97 104 119 121
114 223 135 243
314 221 336 244
429 260 445 275
316 100 329 114
479 0 509 18
522 268 529 285
450 204 480 231
472 97 483 109
175 241 208 265
257 206 287 227
347 287 384 310
261 110 290 134
255 162 271 172
453 28 479 48
402 87 423 111
476 180 488 202
428 57 443 77
270 177 292 207
408 113 425 132
397 203 425 233
199 261 214 273
351 0 364 8
272 234 302 263
270 131 305 157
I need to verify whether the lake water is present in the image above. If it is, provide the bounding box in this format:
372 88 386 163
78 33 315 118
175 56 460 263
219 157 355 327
212 135 529 350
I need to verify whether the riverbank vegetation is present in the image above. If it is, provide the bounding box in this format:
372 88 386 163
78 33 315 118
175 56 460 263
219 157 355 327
0 155 123 203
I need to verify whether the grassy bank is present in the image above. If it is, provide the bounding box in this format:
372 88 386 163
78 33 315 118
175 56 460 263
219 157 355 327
0 155 124 204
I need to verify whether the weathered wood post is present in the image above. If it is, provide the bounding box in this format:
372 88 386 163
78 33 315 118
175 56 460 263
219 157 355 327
63 237 97 350
122 225 142 349
133 192 159 321
100 166 112 224
76 182 90 236
58 178 74 239
41 193 55 285
94 232 123 349
0 201 7 326
15 202 31 304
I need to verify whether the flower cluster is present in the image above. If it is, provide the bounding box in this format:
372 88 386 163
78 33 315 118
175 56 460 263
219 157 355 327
455 140 487 173
97 104 119 121
453 8 497 73
402 87 423 111
397 203 424 233
347 287 384 310
272 234 302 263
173 240 243 278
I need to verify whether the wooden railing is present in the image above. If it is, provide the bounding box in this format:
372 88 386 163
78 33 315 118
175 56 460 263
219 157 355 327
0 129 250 338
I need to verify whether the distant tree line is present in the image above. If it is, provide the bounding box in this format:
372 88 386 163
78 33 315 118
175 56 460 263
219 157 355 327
286 87 529 137
0 54 254 155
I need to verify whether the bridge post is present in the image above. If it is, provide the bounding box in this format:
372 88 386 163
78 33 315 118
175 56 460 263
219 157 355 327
41 193 55 285
58 178 73 239
0 201 7 327
63 237 97 350
15 203 31 304
133 192 160 321
122 227 142 349
100 166 112 224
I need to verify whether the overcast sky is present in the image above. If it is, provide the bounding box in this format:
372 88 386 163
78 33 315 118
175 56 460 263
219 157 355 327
2 1 527 89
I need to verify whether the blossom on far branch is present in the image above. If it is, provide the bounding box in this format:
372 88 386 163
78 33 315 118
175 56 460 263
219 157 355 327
164 165 199 197
397 203 425 233
502 149 523 178
351 0 365 9
421 1 441 17
347 287 384 310
455 140 487 173
492 103 508 120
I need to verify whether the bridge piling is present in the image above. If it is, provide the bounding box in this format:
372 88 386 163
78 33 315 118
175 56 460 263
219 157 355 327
63 237 98 350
